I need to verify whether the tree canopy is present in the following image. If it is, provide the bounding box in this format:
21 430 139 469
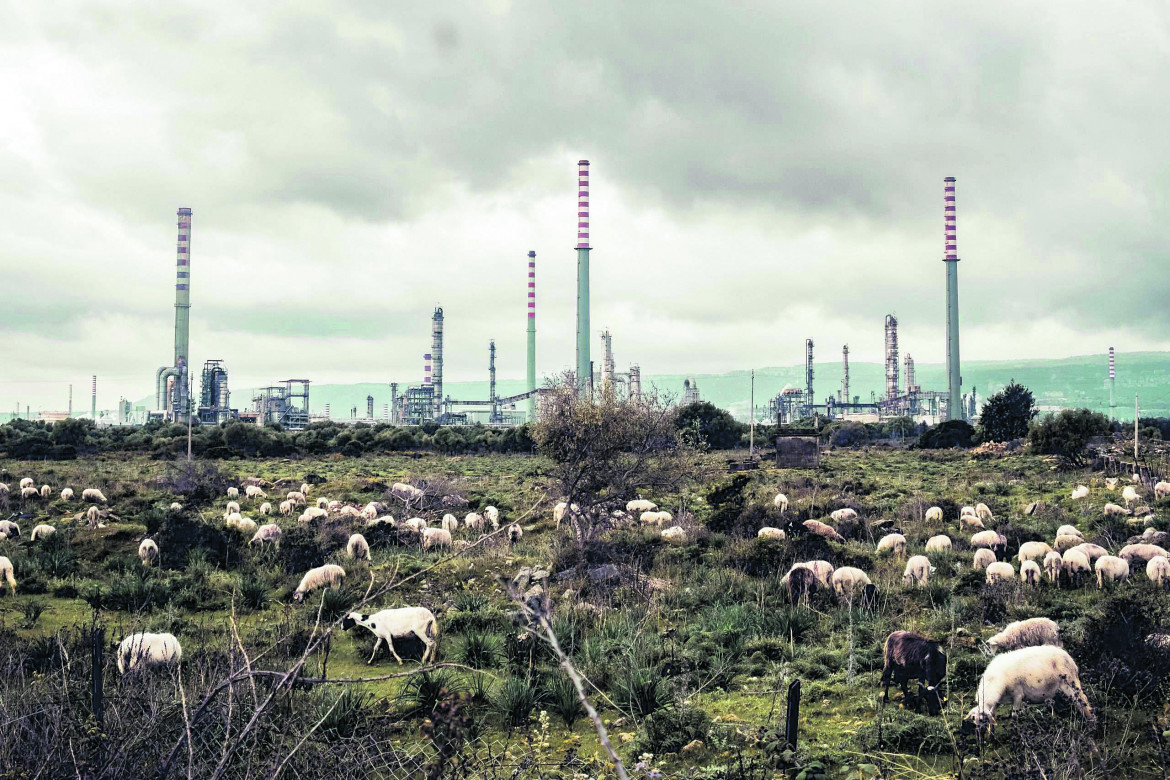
977 381 1037 442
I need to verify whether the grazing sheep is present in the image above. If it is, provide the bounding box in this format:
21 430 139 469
464 512 485 531
231 516 257 533
85 506 100 525
831 567 875 602
757 527 786 541
299 483 311 496
342 607 438 665
0 484 6 494
316 497 329 509
245 485 266 499
1071 485 1090 500
391 483 425 504
1132 473 1142 483
338 506 360 518
279 500 294 516
1043 551 1064 583
481 505 500 529
1119 543 1170 566
553 501 569 523
250 523 282 548
640 510 670 526
508 523 524 544
1056 525 1084 540
877 533 908 558
804 519 845 543
786 565 819 604
660 525 688 545
404 517 428 532
361 503 380 521
422 527 452 550
0 520 20 539
1017 541 1052 563
442 514 459 533
329 501 344 513
780 561 834 590
966 645 1094 729
960 514 986 531
1062 549 1091 586
960 505 977 519
1105 478 1119 490
138 538 159 567
925 535 952 554
1145 556 1170 590
60 487 74 501
116 632 182 674
0 556 15 595
903 555 934 586
1053 534 1084 553
225 501 241 517
987 618 1062 653
169 502 182 512
975 503 993 522
31 524 55 542
38 485 51 499
1155 481 1170 500
366 515 396 528
830 507 859 523
20 487 39 500
626 499 657 513
773 493 789 512
227 487 239 499
1095 555 1130 588
974 548 997 570
293 564 346 601
1103 502 1130 517
985 561 1015 584
925 506 944 523
259 502 273 516
298 507 327 523
1070 542 1108 564
19 478 34 490
881 631 947 715
1122 485 1141 507
347 533 371 560
970 531 1007 553
1021 560 1042 586
287 491 306 504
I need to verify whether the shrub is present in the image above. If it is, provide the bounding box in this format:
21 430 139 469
399 670 461 717
17 599 47 629
976 381 1037 443
543 674 585 728
616 660 672 718
492 675 539 727
636 705 711 754
1028 409 1110 467
314 687 371 740
676 402 746 450
455 630 502 670
917 420 975 449
830 422 870 448
238 579 269 611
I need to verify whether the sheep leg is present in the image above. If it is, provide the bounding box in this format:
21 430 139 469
413 628 433 664
385 637 403 665
367 637 382 665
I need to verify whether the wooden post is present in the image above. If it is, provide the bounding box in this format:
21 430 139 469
1135 395 1140 466
785 679 801 752
92 626 104 726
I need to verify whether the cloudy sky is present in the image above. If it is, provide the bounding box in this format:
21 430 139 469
2 1 1168 412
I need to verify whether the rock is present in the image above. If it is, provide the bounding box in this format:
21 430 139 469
645 577 672 592
587 564 621 582
1024 501 1040 516
682 739 704 752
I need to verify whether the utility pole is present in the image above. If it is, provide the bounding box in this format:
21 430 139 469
750 370 756 457
1134 395 1139 465
187 375 193 462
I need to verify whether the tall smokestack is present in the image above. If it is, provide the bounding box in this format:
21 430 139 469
431 307 444 419
884 314 899 400
575 160 591 394
805 339 814 401
91 375 96 421
944 177 962 419
1108 346 1116 414
526 251 537 422
424 353 432 385
601 330 615 391
489 339 497 423
175 208 192 417
68 384 72 418
905 353 916 393
841 345 849 406
367 395 374 418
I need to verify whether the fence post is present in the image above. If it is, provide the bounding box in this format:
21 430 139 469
785 679 801 752
92 625 104 726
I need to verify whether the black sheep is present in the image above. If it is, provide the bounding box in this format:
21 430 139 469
880 630 947 715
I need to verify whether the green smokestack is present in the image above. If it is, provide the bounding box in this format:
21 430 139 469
943 178 962 420
175 207 192 418
575 160 591 394
526 251 537 421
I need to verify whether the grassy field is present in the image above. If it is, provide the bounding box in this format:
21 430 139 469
0 448 1168 778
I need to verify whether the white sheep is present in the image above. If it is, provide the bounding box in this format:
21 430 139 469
259 502 273 516
404 517 429 532
660 525 688 545
1017 541 1052 563
245 485 267 500
757 527 786 541
287 491 306 505
300 483 311 496
366 515 396 528
974 548 997 570
169 502 183 512
781 561 834 589
1043 551 1063 583
464 512 485 531
903 555 934 586
960 514 986 531
293 564 346 601
298 507 328 523
484 506 500 529
342 607 437 664
1119 543 1170 566
234 517 258 534
1131 473 1142 483
966 645 1094 728
116 632 182 674
138 538 159 567
1095 555 1129 588
1145 556 1170 590
1122 485 1141 507
985 561 1015 584
829 508 859 523
316 497 329 509
1056 525 1083 540
227 487 239 499
0 556 15 595
1062 549 1091 585
20 487 39 500
960 505 977 518
422 527 452 550
225 501 241 517
36 484 48 499
1103 502 1130 517
339 506 361 518
250 523 282 548
279 500 294 516
86 506 100 526
627 499 657 513
925 506 944 523
361 503 380 521
1021 560 1042 586
442 514 459 532
925 535 952 554
1155 481 1170 500
329 501 343 513
773 493 789 512
19 478 34 489
876 533 908 558
1070 542 1108 564
0 483 7 494
804 519 845 543
508 523 523 544
975 503 993 522
1071 484 1089 500
831 566 873 600
0 520 20 539
391 482 424 504
30 524 56 542
640 510 666 526
970 531 1006 551
347 533 370 560
1053 533 1084 553
60 487 74 501
987 618 1062 653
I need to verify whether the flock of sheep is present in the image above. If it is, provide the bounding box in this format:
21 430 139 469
766 476 1169 729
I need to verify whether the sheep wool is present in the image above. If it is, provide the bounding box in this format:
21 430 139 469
757 527 786 541
1145 556 1170 590
422 528 452 550
342 607 437 665
293 564 346 601
876 533 908 558
803 519 845 543
1017 541 1052 563
831 566 873 599
660 526 688 545
250 523 282 548
117 632 182 674
347 533 371 560
1020 559 1042 586
1095 555 1130 588
138 538 159 567
925 506 944 523
627 499 657 513
507 523 523 544
985 562 1015 584
60 487 74 501
1043 551 1064 583
1119 543 1170 566
772 493 789 512
0 556 16 595
1071 485 1089 500
925 535 952 554
30 524 56 542
84 487 108 502
966 645 1093 728
441 514 459 532
903 555 933 586
987 617 1062 653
